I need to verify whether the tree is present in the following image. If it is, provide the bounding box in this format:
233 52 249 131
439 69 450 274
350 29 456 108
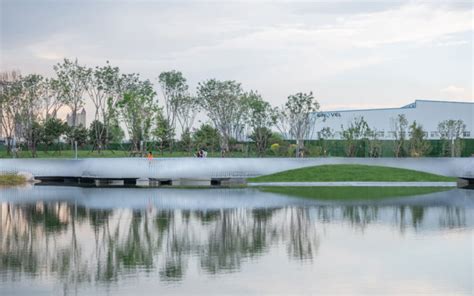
179 128 193 155
53 58 89 128
158 71 191 150
438 119 465 157
341 116 371 157
16 74 45 157
66 124 88 147
107 119 125 144
152 110 175 155
276 92 319 157
243 91 277 157
0 70 22 154
41 78 65 120
87 61 122 152
176 95 199 141
192 124 220 154
42 117 67 152
318 127 334 156
88 120 108 150
197 79 247 155
391 114 408 157
368 129 382 158
249 127 273 156
30 121 44 157
409 121 430 157
117 74 157 154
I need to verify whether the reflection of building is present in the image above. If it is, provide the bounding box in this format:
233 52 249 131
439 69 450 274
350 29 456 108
66 108 86 127
314 100 473 140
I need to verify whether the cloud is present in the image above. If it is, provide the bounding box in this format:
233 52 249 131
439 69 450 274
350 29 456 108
1 1 472 108
441 85 466 94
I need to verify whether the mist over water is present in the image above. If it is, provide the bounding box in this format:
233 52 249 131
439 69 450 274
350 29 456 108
0 187 472 295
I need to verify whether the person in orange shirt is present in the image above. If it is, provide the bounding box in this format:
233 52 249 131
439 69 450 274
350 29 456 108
147 151 153 164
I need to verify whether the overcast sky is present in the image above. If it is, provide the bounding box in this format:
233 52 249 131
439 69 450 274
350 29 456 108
1 0 473 111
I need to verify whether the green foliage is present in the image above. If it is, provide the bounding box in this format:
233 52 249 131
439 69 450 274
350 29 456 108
0 173 27 186
249 127 273 156
66 125 88 146
269 132 284 145
88 120 108 149
117 74 157 151
276 91 319 155
87 61 122 150
42 117 67 150
158 70 197 154
53 58 89 127
392 114 409 157
249 164 456 182
409 121 430 157
308 146 323 157
287 144 297 157
158 70 189 133
197 79 247 153
270 143 280 156
179 128 193 154
192 124 220 152
341 116 371 157
153 111 175 154
438 119 466 157
108 122 124 144
243 91 277 156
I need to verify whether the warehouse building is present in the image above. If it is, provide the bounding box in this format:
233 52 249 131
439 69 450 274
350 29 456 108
314 100 473 140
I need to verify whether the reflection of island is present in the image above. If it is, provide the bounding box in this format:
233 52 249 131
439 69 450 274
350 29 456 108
0 187 472 293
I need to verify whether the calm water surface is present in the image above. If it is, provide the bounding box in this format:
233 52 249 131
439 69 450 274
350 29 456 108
0 186 472 295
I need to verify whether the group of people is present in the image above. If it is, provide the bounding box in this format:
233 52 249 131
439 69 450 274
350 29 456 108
196 149 208 158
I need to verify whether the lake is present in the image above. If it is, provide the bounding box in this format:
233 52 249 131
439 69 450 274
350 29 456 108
0 186 472 295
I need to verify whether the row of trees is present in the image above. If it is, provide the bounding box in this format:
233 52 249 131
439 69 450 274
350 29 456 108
328 115 466 157
0 58 467 158
1 59 319 157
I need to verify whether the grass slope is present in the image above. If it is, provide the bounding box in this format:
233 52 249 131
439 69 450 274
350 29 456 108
0 174 27 186
0 150 249 159
259 186 451 201
248 164 456 182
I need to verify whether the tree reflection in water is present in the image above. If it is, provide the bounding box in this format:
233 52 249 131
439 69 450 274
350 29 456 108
0 191 470 293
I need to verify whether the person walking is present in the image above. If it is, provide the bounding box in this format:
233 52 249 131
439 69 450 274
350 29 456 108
147 151 153 165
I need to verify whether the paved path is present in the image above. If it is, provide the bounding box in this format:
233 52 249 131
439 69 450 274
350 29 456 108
1 157 473 179
248 182 457 187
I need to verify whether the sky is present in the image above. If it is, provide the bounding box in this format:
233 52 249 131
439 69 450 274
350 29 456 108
1 0 473 113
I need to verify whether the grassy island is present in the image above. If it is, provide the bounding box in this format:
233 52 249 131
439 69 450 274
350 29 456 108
248 164 457 183
0 174 27 186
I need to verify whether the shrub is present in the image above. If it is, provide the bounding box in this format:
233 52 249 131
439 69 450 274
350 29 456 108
309 146 323 157
270 143 280 156
287 144 297 157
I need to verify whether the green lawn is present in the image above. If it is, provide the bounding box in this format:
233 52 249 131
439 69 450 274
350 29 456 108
0 150 251 159
259 186 451 200
248 164 457 182
0 174 27 186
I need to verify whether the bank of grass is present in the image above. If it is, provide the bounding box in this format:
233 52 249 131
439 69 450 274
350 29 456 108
258 186 451 201
248 164 457 182
0 150 246 159
0 173 27 186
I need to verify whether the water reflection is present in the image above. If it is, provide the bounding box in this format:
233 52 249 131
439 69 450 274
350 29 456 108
0 187 472 295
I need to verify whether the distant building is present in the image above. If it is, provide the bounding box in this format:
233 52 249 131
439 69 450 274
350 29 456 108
313 100 473 140
66 108 87 127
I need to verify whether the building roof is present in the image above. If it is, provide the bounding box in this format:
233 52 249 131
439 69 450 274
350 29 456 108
319 99 473 114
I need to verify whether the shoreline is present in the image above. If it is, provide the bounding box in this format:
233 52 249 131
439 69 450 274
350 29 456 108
248 181 457 187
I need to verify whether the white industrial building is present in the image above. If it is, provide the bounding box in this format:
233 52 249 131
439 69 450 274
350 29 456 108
314 100 473 140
